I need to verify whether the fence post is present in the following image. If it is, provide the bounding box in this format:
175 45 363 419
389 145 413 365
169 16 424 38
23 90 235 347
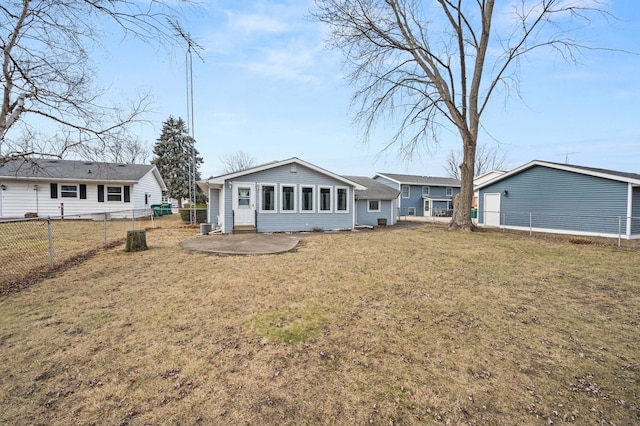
47 217 54 269
104 212 108 247
529 212 533 236
618 216 622 248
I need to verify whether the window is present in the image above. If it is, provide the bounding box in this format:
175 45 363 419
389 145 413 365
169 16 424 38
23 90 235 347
237 187 250 207
301 186 314 211
446 187 453 196
448 200 454 211
402 185 410 198
261 185 275 212
336 187 348 212
422 186 429 196
281 185 295 212
319 187 331 212
408 207 416 216
107 186 122 202
60 184 78 198
368 200 380 212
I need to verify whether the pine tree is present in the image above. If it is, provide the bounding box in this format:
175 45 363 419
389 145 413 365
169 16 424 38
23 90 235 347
152 116 203 208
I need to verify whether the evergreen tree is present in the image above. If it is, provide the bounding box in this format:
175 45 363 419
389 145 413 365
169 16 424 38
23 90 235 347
152 116 204 208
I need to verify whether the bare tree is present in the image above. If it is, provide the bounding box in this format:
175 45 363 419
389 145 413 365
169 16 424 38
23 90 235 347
220 151 257 174
444 143 510 180
95 136 151 164
0 0 189 161
312 0 613 230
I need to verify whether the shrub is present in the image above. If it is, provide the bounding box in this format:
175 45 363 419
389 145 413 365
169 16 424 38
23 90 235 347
180 205 207 224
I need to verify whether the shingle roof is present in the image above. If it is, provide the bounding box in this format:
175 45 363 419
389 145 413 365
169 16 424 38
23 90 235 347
0 158 157 183
344 175 401 200
543 161 640 181
475 160 640 189
374 173 461 187
202 157 367 190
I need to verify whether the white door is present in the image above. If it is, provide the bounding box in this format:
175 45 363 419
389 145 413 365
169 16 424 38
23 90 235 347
484 193 501 227
233 184 255 226
423 199 431 216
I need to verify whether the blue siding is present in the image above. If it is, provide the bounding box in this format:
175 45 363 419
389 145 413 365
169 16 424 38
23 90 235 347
223 163 354 233
208 188 220 225
479 166 629 235
403 185 424 215
355 199 395 226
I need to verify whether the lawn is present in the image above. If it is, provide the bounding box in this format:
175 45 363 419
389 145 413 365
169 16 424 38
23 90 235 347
0 217 638 425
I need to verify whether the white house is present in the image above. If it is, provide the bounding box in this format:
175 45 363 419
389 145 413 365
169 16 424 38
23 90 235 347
0 158 167 218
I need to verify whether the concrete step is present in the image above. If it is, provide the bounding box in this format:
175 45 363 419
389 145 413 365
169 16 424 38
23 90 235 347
233 225 257 234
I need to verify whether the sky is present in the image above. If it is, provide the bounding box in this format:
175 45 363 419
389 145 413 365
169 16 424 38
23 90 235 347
100 0 640 179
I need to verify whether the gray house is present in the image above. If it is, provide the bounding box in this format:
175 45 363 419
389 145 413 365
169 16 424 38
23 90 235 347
197 158 366 233
476 160 640 239
0 158 166 218
372 173 461 217
344 176 401 227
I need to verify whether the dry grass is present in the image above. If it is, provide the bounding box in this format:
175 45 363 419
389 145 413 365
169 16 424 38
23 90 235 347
0 216 639 425
0 216 155 286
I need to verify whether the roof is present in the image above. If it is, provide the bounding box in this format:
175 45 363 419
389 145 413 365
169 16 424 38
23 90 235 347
200 157 367 191
473 170 506 187
373 172 461 187
343 176 401 200
475 160 640 189
0 158 166 189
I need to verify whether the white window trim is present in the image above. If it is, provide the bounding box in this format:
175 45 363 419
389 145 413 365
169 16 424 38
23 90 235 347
259 183 277 213
446 187 453 196
402 185 410 198
422 186 429 196
335 186 349 213
367 199 381 212
106 185 123 202
300 185 315 213
408 206 416 216
60 183 79 199
318 185 333 212
280 183 297 213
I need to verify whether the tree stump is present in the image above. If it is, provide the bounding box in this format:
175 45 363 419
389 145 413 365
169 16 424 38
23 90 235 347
125 230 148 252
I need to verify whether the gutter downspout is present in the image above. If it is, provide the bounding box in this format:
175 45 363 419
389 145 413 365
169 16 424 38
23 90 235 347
627 183 633 237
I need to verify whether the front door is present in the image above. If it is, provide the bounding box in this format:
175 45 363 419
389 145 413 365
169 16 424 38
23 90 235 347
233 183 255 226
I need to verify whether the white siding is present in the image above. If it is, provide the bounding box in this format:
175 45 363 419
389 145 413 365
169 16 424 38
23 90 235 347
0 176 162 219
133 171 164 209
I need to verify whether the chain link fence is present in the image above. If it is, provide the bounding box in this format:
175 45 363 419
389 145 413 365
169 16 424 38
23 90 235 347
480 210 640 247
0 209 157 289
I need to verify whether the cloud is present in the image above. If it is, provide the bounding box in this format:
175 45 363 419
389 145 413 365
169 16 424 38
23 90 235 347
229 13 289 34
241 42 316 81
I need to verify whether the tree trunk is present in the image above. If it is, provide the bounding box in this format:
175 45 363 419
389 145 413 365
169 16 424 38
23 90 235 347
449 135 477 231
125 230 148 252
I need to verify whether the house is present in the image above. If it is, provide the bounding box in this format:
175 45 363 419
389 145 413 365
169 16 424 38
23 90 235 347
197 158 367 233
344 176 401 227
475 160 640 239
0 158 167 218
372 173 461 217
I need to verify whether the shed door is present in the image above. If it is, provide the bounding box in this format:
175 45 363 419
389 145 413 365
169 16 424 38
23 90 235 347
484 193 501 227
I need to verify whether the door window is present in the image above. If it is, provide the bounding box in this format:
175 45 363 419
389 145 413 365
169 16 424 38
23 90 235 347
238 187 251 208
